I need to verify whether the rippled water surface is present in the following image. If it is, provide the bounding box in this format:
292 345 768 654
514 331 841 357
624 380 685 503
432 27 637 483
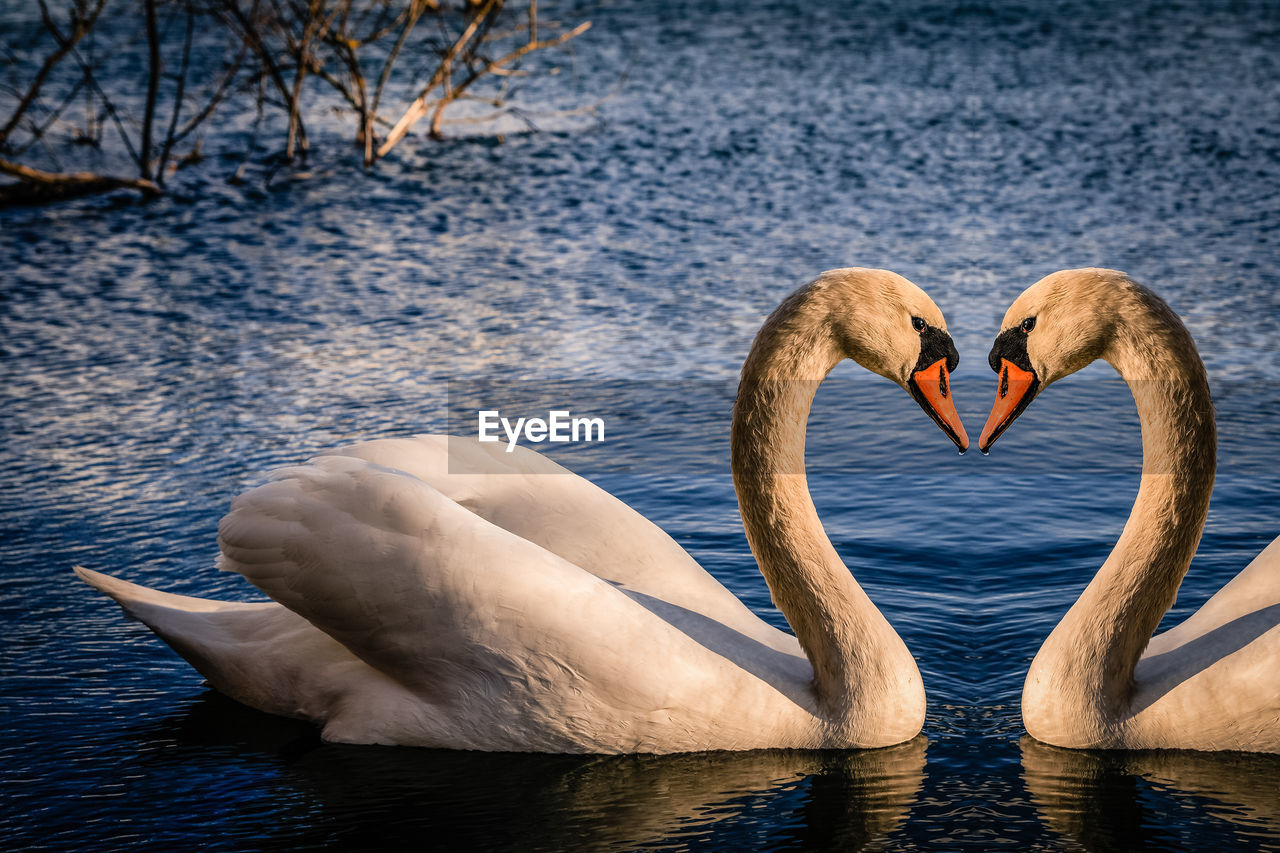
3 0 1279 850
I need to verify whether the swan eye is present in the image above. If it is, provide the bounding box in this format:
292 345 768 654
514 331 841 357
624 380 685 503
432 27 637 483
1021 317 1036 333
911 316 927 332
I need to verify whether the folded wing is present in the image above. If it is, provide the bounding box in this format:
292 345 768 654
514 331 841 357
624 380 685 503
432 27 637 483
216 452 811 751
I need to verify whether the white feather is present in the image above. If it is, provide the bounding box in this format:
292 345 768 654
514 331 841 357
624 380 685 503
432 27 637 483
77 269 946 753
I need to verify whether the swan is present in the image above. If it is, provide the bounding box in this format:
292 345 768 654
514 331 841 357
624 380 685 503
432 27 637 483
978 267 1280 753
75 267 968 753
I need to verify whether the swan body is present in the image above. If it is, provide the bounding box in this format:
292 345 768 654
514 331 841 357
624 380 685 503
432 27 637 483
980 268 1280 753
78 268 967 753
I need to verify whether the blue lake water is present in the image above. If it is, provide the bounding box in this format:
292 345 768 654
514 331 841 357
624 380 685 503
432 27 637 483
2 0 1279 849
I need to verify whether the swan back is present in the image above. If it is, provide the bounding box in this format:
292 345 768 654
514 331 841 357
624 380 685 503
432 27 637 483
316 436 799 656
216 453 825 751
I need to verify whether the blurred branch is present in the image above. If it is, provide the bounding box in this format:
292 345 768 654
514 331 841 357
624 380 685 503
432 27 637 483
10 75 87 156
377 0 499 156
170 32 248 147
370 0 431 126
283 0 344 160
427 19 589 139
0 0 107 149
140 0 161 179
156 6 193 180
1 0 600 202
376 0 588 158
0 156 160 204
216 0 310 153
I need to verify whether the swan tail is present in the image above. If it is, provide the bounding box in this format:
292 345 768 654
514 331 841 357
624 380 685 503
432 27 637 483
72 566 365 721
73 566 240 616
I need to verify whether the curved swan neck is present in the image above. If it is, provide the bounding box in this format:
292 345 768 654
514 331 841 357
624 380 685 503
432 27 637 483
1033 290 1216 721
731 285 921 736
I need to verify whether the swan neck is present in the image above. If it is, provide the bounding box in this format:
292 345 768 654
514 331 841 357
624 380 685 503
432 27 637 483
1033 300 1216 723
731 293 921 739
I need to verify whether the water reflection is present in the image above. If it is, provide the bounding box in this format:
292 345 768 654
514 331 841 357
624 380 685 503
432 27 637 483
164 693 926 850
1020 736 1280 850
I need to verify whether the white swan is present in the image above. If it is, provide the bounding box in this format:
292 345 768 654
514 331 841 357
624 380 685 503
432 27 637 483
979 268 1280 753
76 267 968 753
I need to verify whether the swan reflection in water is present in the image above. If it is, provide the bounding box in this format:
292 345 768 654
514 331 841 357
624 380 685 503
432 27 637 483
1021 736 1280 850
164 692 926 850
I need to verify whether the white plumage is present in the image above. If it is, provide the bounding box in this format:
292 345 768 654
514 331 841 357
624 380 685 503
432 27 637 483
985 269 1280 753
78 269 963 753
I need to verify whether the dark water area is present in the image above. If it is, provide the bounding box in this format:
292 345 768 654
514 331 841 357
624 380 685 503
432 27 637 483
3 0 1279 850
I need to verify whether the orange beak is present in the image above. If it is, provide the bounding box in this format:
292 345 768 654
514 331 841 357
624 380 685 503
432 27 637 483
910 358 969 453
979 358 1037 452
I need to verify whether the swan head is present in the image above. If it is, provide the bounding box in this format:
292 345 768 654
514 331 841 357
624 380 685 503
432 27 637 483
978 268 1129 452
817 268 968 453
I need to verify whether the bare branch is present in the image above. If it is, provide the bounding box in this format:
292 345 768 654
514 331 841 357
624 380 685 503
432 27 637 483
66 45 144 167
282 0 347 160
370 0 430 117
0 155 161 204
10 75 87 156
377 0 501 157
427 20 590 139
217 0 309 152
0 0 107 148
171 38 249 146
156 1 198 182
3 0 598 199
140 0 162 180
